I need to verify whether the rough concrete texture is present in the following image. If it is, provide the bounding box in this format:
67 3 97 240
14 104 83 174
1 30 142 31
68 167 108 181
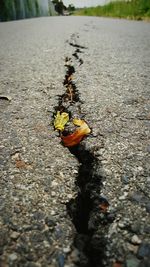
0 17 150 267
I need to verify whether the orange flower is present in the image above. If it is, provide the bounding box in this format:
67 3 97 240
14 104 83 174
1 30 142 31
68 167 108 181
61 118 91 147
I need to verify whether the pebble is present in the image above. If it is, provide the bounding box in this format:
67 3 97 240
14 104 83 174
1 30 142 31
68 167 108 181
121 174 130 184
51 210 56 215
125 256 140 267
127 243 138 254
145 203 150 213
146 145 150 153
30 232 45 243
119 192 128 200
144 225 150 234
131 222 141 234
51 181 58 187
51 191 56 196
120 132 130 138
125 98 138 105
33 211 45 221
131 235 142 245
10 231 20 240
63 246 71 253
118 222 125 229
45 216 56 227
129 192 144 203
137 243 150 258
8 253 18 261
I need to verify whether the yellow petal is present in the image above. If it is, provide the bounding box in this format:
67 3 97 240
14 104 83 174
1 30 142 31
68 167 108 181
73 118 91 134
73 118 84 126
54 111 69 131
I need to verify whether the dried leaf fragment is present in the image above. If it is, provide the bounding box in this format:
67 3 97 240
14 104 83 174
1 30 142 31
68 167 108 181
54 111 69 131
99 197 109 213
61 118 91 147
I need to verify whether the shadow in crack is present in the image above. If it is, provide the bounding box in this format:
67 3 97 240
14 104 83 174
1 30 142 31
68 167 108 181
52 35 114 266
66 144 114 267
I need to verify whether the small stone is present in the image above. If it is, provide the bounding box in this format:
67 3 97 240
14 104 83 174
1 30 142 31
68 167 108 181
50 210 56 215
129 192 144 204
146 177 150 183
51 191 56 197
44 230 52 244
112 112 118 117
118 222 125 229
121 174 130 184
137 243 150 258
14 206 21 213
125 256 140 267
45 216 56 227
70 248 80 262
55 226 62 239
43 240 50 248
127 243 138 254
30 232 45 243
144 225 150 234
137 166 144 172
120 132 130 138
67 194 73 199
146 203 150 213
146 145 150 153
51 181 58 187
130 222 142 234
124 98 138 105
124 185 129 190
10 231 20 240
9 253 18 261
33 211 45 221
107 212 116 222
131 235 142 245
11 152 20 161
63 246 71 253
119 192 128 200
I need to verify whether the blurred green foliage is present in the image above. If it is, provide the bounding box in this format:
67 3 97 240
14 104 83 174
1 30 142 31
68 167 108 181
75 0 150 20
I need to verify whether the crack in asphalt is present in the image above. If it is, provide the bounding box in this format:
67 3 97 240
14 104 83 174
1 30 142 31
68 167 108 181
53 35 114 267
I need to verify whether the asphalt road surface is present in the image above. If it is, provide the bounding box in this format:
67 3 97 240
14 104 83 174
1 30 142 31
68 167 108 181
0 16 150 267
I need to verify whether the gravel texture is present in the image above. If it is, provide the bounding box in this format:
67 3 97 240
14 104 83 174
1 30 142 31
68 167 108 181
0 16 150 267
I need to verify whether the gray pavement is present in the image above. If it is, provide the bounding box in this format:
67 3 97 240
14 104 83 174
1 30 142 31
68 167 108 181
0 16 150 267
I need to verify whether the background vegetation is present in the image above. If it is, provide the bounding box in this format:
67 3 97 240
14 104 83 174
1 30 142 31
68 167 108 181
75 0 150 20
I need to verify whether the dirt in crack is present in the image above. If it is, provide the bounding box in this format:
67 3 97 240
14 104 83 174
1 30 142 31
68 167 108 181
53 36 114 267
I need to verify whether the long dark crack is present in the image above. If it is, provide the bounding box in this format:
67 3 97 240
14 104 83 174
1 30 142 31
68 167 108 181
53 36 114 267
67 145 114 267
